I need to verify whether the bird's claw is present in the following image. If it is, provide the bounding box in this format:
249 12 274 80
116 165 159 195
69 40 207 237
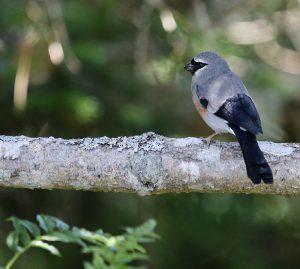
204 137 212 146
204 133 217 146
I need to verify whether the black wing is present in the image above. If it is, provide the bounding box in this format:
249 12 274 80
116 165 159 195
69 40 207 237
214 94 262 135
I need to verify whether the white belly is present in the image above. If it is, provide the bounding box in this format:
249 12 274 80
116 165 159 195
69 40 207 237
202 112 234 135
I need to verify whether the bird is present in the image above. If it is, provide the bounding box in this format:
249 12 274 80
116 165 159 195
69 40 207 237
184 51 273 184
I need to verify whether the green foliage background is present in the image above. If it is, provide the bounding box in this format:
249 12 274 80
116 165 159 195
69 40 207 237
1 0 300 268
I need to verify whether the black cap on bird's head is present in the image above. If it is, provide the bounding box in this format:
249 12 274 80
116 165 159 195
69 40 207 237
184 51 229 75
184 58 207 75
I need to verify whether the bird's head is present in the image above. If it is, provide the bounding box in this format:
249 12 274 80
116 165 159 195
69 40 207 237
184 51 229 75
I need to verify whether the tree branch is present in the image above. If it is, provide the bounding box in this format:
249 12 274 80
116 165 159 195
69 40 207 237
0 132 299 195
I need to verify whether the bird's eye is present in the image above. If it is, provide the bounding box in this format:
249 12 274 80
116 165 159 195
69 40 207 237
191 58 207 68
199 62 207 68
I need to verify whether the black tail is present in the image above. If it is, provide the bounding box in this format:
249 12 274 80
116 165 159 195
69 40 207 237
231 126 273 184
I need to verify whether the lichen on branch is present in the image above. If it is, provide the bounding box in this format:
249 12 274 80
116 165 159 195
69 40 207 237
0 133 299 195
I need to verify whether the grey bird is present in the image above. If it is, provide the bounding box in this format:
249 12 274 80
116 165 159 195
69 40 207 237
184 51 273 184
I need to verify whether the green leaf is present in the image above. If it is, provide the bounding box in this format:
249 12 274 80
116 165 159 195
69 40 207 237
36 215 69 232
125 219 157 237
82 246 115 263
92 253 107 269
19 220 40 237
18 228 31 246
124 240 146 253
7 216 20 231
7 216 31 246
125 219 160 244
114 252 148 264
29 240 61 257
36 215 56 233
133 219 157 234
40 231 85 246
6 231 19 251
72 227 108 245
83 262 95 269
8 216 40 237
54 218 69 231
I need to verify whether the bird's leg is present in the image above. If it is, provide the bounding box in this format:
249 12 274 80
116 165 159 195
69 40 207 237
204 132 218 145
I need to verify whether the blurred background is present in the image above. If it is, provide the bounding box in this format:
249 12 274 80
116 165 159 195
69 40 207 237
1 0 300 268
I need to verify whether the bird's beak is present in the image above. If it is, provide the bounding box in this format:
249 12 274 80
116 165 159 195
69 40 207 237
184 63 195 74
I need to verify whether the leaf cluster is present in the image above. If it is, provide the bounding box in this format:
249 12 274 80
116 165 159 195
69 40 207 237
2 215 159 269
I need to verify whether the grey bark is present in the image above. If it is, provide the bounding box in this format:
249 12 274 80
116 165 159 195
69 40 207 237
0 132 299 195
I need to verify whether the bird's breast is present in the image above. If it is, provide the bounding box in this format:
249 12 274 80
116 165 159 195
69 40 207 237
193 98 207 117
192 95 233 135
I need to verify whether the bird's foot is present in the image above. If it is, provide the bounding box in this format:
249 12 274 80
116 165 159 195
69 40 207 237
204 133 218 146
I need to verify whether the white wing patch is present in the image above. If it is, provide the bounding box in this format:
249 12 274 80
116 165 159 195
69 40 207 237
202 112 234 135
